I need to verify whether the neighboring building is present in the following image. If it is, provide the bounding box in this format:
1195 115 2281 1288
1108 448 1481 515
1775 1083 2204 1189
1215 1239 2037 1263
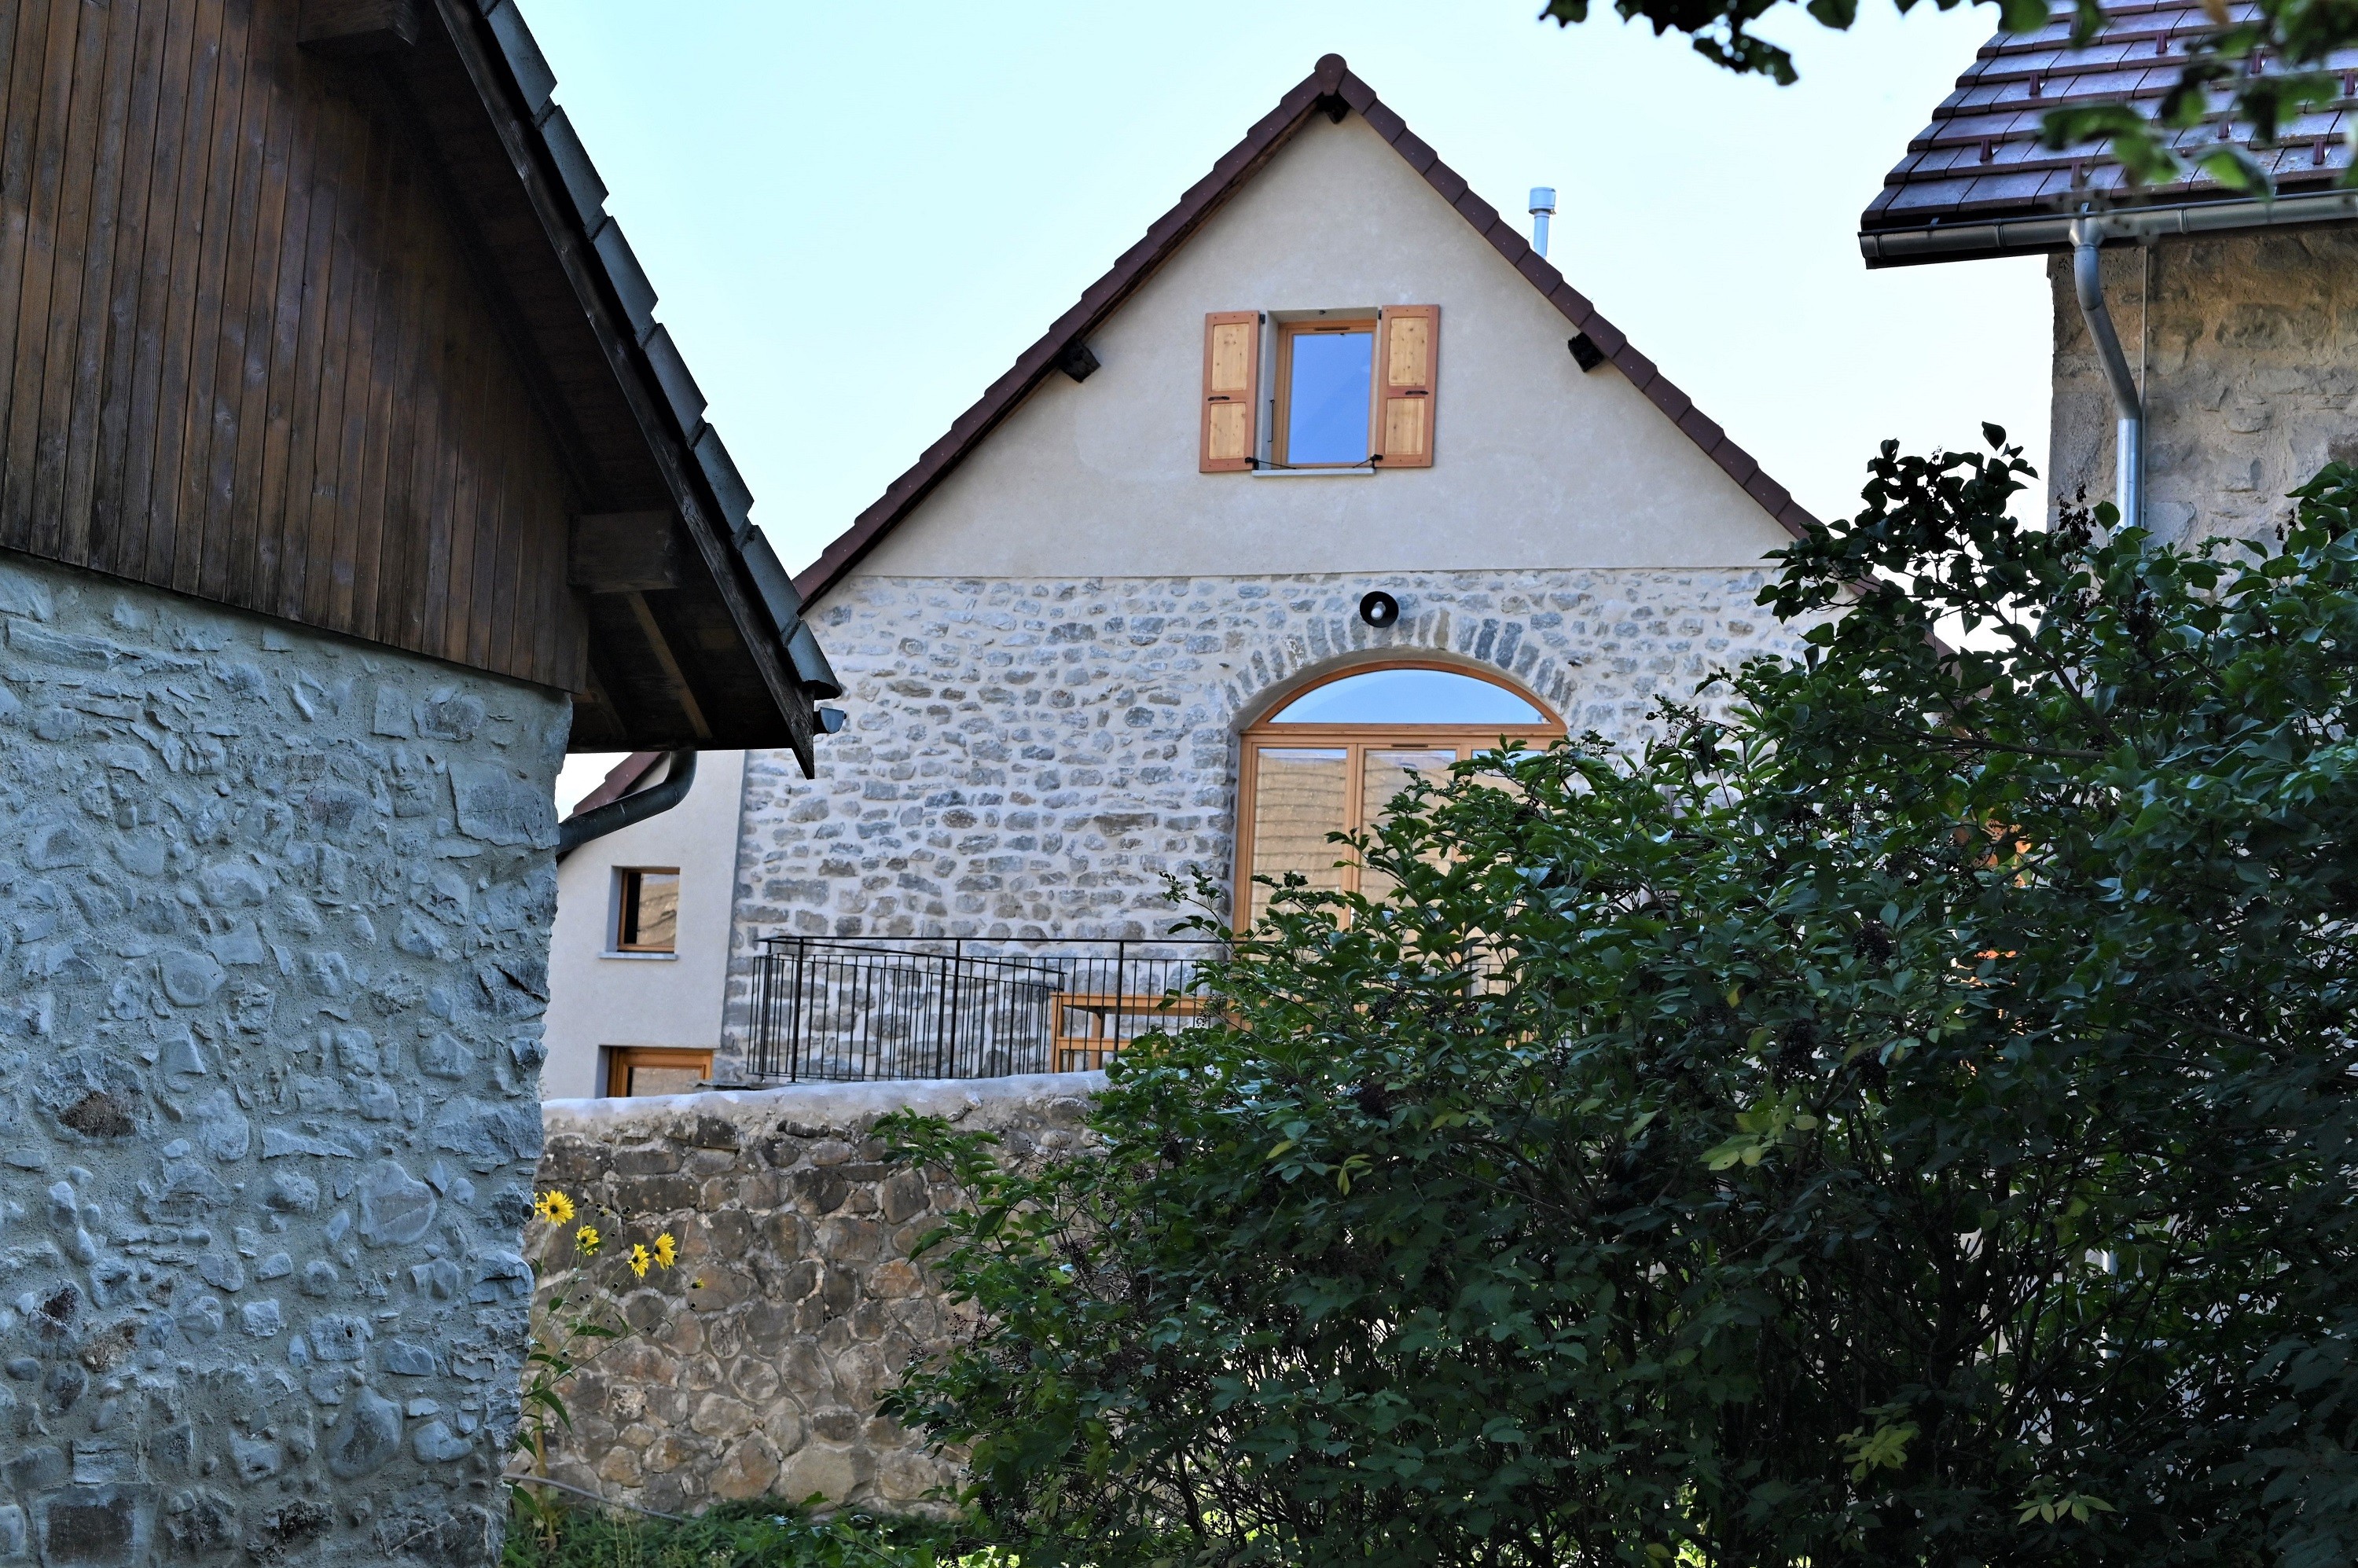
543 750 748 1098
1861 1 2358 545
707 54 1820 1084
0 1 831 1562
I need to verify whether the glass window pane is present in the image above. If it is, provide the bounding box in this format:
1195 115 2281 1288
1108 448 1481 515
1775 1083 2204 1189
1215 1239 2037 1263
1357 749 1458 904
627 1063 705 1096
620 871 680 951
1248 747 1349 926
1271 667 1546 726
1285 330 1374 465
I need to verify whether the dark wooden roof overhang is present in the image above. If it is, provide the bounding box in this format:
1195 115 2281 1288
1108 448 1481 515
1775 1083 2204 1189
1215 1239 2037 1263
310 0 834 769
795 53 1818 604
1860 1 2358 268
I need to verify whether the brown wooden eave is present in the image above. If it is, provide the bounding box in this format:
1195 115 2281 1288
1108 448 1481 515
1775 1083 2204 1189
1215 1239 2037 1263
324 0 819 767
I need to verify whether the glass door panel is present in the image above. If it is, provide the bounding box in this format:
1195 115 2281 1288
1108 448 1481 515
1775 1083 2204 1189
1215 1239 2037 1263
1357 748 1460 904
1248 747 1349 925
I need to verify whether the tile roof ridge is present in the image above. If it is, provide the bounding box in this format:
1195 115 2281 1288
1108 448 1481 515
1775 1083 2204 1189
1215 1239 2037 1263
795 55 1816 603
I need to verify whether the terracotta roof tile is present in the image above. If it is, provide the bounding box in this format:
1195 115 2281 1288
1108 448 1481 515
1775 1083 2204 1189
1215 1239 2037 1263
1362 99 1409 143
1548 281 1597 328
1580 317 1629 358
1710 440 1761 489
1423 159 1470 204
1677 407 1726 451
1744 472 1794 515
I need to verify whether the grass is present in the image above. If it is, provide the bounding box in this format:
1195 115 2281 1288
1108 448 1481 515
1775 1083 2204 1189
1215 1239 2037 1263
499 1494 998 1568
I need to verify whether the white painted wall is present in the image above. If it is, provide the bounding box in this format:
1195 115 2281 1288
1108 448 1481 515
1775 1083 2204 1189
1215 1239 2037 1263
855 112 1795 581
542 749 747 1099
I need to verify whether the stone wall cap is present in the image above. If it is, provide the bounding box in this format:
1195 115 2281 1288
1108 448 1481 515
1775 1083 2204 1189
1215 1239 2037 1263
542 1073 1107 1133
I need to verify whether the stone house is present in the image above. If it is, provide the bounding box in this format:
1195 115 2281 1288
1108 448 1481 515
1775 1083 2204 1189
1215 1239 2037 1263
0 1 836 1561
693 53 1820 1085
1860 0 2358 544
518 53 1832 1517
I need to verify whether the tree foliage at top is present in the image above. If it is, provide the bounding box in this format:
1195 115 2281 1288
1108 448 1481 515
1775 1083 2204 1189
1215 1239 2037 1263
1537 0 2358 196
882 438 2358 1566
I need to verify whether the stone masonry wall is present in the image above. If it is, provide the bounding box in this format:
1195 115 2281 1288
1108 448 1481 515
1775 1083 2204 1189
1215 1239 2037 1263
2049 226 2358 549
0 551 569 1566
722 567 1805 1077
530 1076 1096 1518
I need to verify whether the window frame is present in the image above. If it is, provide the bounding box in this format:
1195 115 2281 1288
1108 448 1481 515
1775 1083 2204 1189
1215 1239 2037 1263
612 866 682 954
604 1045 714 1099
1232 662 1566 921
1272 317 1379 468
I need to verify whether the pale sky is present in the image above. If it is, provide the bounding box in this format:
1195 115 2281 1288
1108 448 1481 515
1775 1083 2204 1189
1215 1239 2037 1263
531 0 2053 813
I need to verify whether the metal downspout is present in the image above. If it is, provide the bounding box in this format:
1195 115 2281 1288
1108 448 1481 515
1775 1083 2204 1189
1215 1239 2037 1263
2070 216 2143 530
555 750 697 862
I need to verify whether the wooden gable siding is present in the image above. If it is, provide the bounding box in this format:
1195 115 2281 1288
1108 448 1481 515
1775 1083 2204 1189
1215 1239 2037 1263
0 0 586 692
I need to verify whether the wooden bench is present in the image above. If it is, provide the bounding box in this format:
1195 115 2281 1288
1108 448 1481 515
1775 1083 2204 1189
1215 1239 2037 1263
1050 993 1211 1072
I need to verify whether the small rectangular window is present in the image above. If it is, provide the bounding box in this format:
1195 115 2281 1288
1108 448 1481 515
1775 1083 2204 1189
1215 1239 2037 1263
605 1046 713 1098
1203 307 1440 472
614 868 680 953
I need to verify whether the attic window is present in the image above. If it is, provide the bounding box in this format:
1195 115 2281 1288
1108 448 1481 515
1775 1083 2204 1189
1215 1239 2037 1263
1199 307 1439 472
1279 321 1376 465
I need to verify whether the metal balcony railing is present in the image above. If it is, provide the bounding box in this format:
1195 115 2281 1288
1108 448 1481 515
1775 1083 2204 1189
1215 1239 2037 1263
747 935 1225 1082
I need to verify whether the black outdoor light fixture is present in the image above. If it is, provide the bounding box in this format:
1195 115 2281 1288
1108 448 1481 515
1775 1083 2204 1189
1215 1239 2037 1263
1358 590 1401 628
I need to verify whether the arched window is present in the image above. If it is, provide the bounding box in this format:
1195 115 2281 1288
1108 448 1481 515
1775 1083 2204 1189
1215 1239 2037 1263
1235 663 1565 924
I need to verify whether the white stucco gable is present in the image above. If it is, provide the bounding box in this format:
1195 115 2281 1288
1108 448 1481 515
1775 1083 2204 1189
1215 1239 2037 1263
855 112 1793 581
802 52 1811 597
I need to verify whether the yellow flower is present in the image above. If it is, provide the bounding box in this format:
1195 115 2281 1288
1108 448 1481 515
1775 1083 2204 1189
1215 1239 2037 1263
574 1225 602 1257
534 1191 575 1225
652 1232 677 1269
629 1244 652 1279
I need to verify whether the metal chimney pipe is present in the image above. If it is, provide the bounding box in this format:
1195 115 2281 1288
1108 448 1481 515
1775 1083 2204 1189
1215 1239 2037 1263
1529 186 1557 259
2069 215 2143 531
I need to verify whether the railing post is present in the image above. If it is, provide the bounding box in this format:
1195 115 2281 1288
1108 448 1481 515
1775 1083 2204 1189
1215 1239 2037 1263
788 938 809 1082
751 942 769 1082
934 939 961 1079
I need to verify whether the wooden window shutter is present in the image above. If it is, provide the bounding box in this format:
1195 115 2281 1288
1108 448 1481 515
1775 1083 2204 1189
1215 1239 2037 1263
1200 311 1261 472
1375 306 1439 468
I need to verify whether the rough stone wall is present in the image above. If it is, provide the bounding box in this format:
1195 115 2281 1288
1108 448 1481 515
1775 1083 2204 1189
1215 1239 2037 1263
530 1076 1096 1517
2049 226 2358 548
0 551 569 1566
722 567 1803 1075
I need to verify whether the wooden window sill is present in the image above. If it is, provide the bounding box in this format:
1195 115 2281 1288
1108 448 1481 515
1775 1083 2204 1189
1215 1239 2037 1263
1250 466 1376 478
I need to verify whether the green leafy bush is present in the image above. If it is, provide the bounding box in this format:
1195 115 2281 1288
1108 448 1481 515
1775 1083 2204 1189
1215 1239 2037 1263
882 437 2358 1566
498 1496 983 1568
